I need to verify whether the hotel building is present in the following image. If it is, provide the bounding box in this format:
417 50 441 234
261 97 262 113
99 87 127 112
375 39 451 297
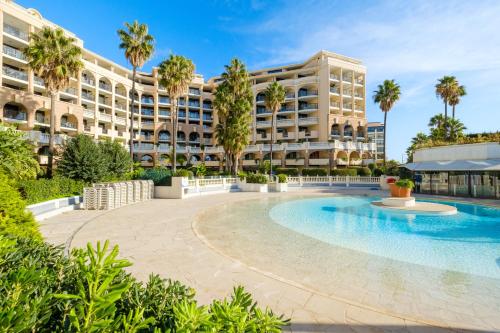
0 0 376 170
367 122 385 162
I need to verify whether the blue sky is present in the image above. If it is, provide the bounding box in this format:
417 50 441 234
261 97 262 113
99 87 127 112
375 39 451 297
18 0 500 161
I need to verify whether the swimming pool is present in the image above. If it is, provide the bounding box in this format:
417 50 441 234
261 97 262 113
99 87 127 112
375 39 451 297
269 196 500 279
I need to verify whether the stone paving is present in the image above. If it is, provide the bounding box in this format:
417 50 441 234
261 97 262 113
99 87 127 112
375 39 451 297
39 189 498 333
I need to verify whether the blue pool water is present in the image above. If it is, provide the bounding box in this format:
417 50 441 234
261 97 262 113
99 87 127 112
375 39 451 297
269 197 500 279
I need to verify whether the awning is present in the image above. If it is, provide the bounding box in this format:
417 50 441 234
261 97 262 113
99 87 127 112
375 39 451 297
403 159 500 171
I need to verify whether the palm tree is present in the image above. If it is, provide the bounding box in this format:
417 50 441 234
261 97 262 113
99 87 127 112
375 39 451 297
118 21 155 162
449 85 466 119
158 55 194 173
373 80 401 166
446 118 467 141
24 27 83 177
264 82 286 178
428 113 445 129
435 76 458 125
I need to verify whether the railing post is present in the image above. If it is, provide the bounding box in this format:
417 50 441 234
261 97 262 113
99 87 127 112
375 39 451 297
346 175 350 187
329 176 332 186
195 178 200 192
222 178 227 190
299 176 303 187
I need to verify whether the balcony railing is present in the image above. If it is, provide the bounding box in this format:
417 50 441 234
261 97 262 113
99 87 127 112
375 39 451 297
298 103 318 110
203 103 213 109
256 96 265 102
81 91 95 101
256 108 271 114
3 44 26 61
342 90 352 97
34 76 44 86
188 102 200 108
141 110 154 116
61 122 76 129
343 103 353 109
3 24 29 41
330 87 340 94
354 92 363 98
99 82 111 91
63 87 77 96
189 88 201 95
203 115 213 121
330 74 340 81
178 113 186 118
342 76 352 82
159 97 170 104
285 92 295 99
98 96 110 105
2 66 28 81
159 110 170 117
298 90 318 97
330 102 340 108
141 98 154 104
4 109 27 121
81 77 95 86
280 107 295 112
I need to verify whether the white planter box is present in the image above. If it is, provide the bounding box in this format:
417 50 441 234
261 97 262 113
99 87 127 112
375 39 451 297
154 177 187 199
239 182 268 192
269 182 288 192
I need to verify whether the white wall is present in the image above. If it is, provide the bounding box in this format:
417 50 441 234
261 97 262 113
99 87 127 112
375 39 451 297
414 143 500 162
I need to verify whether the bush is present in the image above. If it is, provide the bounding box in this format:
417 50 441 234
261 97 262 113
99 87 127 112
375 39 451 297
99 139 133 179
237 171 247 180
0 175 39 239
382 160 400 176
0 125 40 180
17 176 85 205
191 163 207 177
258 160 271 175
246 173 268 184
275 168 299 176
58 134 107 183
356 167 372 176
301 168 327 176
277 174 288 183
395 179 415 189
367 163 376 171
373 168 384 177
138 167 172 186
0 237 289 332
174 169 193 178
331 168 357 176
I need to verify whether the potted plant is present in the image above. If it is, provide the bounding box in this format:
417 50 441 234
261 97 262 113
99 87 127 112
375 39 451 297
239 173 268 192
274 174 288 192
390 179 414 197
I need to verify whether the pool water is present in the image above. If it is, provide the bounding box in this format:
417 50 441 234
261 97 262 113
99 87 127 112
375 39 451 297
269 197 500 279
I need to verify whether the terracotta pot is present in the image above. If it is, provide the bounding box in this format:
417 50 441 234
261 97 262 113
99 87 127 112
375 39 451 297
389 183 412 198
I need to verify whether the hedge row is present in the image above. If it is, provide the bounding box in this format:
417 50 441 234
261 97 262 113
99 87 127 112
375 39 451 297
17 177 86 205
278 167 372 177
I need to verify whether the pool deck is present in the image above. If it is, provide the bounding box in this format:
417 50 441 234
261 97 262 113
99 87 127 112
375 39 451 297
39 188 499 333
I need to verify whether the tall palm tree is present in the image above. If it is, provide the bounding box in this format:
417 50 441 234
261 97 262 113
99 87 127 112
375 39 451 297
373 79 401 167
428 113 445 129
435 76 458 125
158 54 194 173
118 21 154 162
264 82 286 178
449 85 466 119
24 27 83 177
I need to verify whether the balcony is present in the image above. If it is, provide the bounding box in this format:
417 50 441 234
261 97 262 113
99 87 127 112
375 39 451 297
298 90 318 98
330 101 340 109
3 24 29 42
83 109 95 119
159 97 170 104
342 76 352 83
141 121 154 128
189 88 201 96
81 91 95 101
115 116 127 126
256 121 271 128
3 44 26 61
280 106 295 113
298 103 318 111
242 160 258 166
61 121 76 130
285 92 295 99
309 158 329 166
3 109 27 122
99 113 112 122
159 110 170 117
34 76 44 86
62 87 77 96
298 130 318 139
188 102 200 108
330 87 340 95
277 132 295 140
336 158 348 166
81 77 95 86
115 104 126 111
298 117 318 126
330 74 340 81
285 159 305 166
133 143 155 152
350 159 362 166
354 92 364 99
99 82 112 92
202 115 213 121
276 119 294 127
98 96 110 106
2 66 27 81
35 115 48 125
355 78 364 85
141 98 154 105
189 114 200 120
342 90 352 97
203 103 213 110
141 110 154 117
256 108 271 115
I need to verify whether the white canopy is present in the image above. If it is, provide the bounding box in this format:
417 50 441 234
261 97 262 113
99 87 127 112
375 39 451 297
403 159 500 171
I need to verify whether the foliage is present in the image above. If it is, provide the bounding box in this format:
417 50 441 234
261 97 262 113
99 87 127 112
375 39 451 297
0 175 39 239
330 168 357 176
435 75 458 123
136 167 172 186
174 169 193 178
367 163 376 171
373 168 384 177
0 237 289 332
381 160 400 176
356 167 372 177
0 125 40 181
58 135 131 183
277 174 288 183
258 160 271 175
237 171 247 180
275 168 299 176
373 79 401 165
395 179 415 189
17 176 85 205
191 162 207 177
246 173 268 184
158 54 195 173
214 59 253 175
99 140 133 179
301 168 327 176
264 82 286 176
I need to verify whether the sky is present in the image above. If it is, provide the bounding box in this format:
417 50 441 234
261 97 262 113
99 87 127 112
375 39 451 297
17 0 500 161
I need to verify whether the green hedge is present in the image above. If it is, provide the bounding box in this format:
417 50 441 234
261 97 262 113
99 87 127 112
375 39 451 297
275 167 299 176
0 237 289 332
356 167 372 176
277 174 288 183
138 167 172 186
301 168 327 176
246 173 268 184
330 168 357 176
17 177 85 205
0 174 39 239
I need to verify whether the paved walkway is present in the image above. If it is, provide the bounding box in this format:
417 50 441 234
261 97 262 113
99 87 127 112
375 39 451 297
39 189 495 333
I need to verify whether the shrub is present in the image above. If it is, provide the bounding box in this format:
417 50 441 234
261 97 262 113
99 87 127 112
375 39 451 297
191 163 207 177
331 168 357 176
258 160 271 175
57 134 108 183
0 237 289 332
301 168 327 176
275 168 299 176
382 160 400 176
395 179 415 189
99 139 133 179
174 169 193 178
373 168 384 177
0 175 39 239
138 167 172 186
356 167 372 176
237 171 247 180
17 177 85 205
367 163 376 171
277 174 288 183
0 125 40 180
246 173 268 184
